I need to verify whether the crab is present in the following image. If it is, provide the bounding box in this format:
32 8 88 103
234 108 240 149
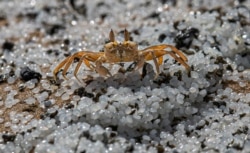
53 29 190 81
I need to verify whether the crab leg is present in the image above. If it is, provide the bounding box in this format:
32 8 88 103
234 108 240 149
165 45 188 62
61 52 88 80
53 51 103 80
165 51 190 71
140 49 190 72
74 55 89 82
53 55 72 80
73 52 105 81
158 56 163 65
142 44 188 62
133 55 145 72
142 44 170 51
94 56 111 77
138 50 160 77
150 51 160 76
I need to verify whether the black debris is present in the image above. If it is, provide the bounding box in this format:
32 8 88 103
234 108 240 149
159 0 177 6
174 27 199 49
126 62 136 72
46 49 60 56
74 87 94 98
2 41 14 51
47 24 65 35
40 110 58 120
69 0 87 16
0 73 8 83
65 103 74 109
0 70 15 84
2 134 16 143
146 12 160 19
20 66 42 82
158 33 166 43
63 39 70 45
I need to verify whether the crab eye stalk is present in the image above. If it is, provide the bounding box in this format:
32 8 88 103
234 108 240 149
124 29 130 41
109 29 115 42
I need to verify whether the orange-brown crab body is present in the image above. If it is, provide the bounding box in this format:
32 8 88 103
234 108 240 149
53 29 190 81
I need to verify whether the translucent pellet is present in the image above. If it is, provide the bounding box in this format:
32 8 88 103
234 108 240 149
25 97 36 104
125 107 132 115
191 71 199 79
42 81 50 90
10 125 19 133
7 77 16 84
0 118 4 123
67 89 75 95
73 109 81 117
4 122 11 127
72 95 80 101
11 90 18 96
11 118 19 124
189 87 197 93
176 93 184 104
55 88 64 97
239 81 246 87
61 93 70 100
35 92 49 102
26 81 35 89
32 87 40 94
4 86 12 92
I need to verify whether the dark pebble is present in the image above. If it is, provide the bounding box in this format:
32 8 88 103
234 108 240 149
69 0 87 16
158 33 166 43
2 134 16 143
20 66 42 82
0 73 8 83
2 41 14 51
47 24 65 35
74 87 94 98
174 27 199 49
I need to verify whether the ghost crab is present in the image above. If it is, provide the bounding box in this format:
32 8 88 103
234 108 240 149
53 29 190 81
